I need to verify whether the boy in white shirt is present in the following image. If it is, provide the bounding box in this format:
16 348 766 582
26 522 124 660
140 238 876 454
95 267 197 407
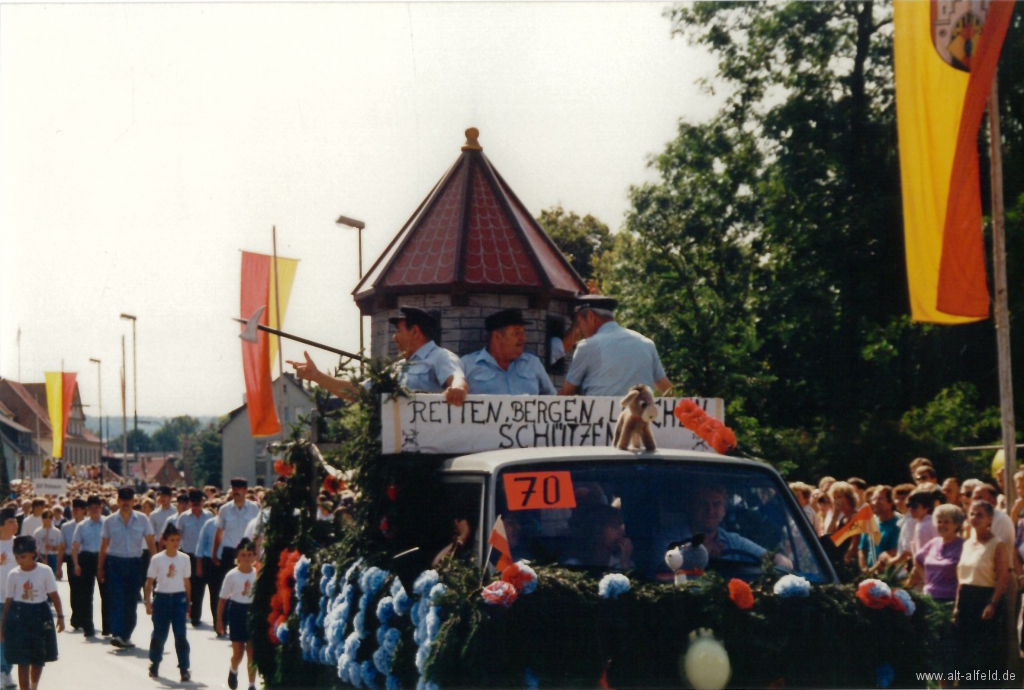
144 523 192 682
32 511 62 573
217 538 258 690
0 509 20 690
0 536 65 690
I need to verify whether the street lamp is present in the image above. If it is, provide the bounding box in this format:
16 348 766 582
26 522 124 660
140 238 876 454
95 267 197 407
120 313 138 471
336 214 367 372
89 357 102 475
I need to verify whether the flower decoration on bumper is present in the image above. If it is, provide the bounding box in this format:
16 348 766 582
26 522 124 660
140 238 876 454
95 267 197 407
481 580 519 607
728 578 754 610
501 561 538 595
598 573 631 599
773 574 811 598
855 579 892 609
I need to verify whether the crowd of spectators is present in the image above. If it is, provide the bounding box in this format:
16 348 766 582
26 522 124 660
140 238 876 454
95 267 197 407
790 458 1024 687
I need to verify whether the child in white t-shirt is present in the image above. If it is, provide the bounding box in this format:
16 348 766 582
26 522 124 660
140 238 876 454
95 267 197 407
0 535 65 690
0 509 21 689
32 510 62 573
217 538 258 690
145 523 192 682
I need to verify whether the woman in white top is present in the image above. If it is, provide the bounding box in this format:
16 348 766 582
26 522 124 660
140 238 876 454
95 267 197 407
954 499 1008 687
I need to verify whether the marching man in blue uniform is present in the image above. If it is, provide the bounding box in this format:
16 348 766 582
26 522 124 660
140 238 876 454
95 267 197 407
558 295 674 397
288 306 468 405
462 309 556 395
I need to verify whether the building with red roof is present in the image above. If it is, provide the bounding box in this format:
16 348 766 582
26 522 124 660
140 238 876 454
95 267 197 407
354 128 587 366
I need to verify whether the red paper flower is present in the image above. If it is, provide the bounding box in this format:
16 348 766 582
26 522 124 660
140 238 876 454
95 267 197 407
386 485 399 501
673 400 739 454
481 580 519 607
728 578 754 610
379 516 393 539
323 475 344 495
268 549 302 643
855 579 892 609
274 459 294 477
501 562 538 594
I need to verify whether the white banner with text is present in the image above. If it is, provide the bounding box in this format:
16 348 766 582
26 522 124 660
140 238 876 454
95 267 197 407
380 394 724 455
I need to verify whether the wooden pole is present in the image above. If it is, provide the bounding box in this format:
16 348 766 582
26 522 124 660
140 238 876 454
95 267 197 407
989 75 1020 679
990 76 1016 510
272 226 286 440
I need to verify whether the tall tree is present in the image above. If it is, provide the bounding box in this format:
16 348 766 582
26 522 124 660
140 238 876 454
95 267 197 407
188 426 222 488
537 205 613 282
107 428 155 454
152 415 200 452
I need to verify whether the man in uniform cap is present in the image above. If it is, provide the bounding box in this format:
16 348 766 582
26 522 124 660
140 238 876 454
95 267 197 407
461 309 556 395
558 295 673 397
288 305 468 405
98 486 157 649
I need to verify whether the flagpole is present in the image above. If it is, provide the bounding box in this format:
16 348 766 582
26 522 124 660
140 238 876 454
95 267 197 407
272 227 286 457
989 75 1016 512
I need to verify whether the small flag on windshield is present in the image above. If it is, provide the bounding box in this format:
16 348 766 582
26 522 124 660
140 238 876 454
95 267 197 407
488 515 514 570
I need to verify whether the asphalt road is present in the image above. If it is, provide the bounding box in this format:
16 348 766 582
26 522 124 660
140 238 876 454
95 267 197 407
22 575 257 690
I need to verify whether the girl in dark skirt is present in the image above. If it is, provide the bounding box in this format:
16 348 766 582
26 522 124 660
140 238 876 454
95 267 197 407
216 538 258 690
0 536 65 690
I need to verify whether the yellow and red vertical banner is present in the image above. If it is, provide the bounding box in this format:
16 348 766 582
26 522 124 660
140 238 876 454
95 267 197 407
240 251 298 437
895 0 1015 323
45 372 77 458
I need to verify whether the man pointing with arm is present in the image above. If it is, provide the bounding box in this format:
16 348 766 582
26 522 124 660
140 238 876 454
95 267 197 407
288 306 468 405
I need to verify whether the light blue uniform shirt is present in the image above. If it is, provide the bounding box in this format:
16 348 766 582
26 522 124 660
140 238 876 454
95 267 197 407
400 340 462 393
60 520 80 552
196 519 223 559
172 509 214 555
566 321 667 397
72 516 105 553
461 349 556 396
100 510 154 558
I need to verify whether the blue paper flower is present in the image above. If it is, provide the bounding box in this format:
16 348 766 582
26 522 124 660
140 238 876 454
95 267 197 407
891 589 916 616
773 574 811 598
598 573 631 599
413 570 439 597
392 578 412 616
876 662 894 688
386 674 402 690
276 622 290 644
525 667 539 689
377 597 396 625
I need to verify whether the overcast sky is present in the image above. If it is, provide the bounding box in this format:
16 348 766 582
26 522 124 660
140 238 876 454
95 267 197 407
0 2 722 418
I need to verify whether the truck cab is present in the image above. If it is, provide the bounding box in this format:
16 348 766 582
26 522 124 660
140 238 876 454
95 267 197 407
437 447 838 584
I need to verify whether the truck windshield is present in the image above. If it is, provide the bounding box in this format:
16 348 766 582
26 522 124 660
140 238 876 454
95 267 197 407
494 461 829 583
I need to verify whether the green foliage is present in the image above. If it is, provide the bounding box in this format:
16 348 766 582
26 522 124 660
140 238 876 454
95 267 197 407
152 415 200 452
186 427 222 488
536 205 613 282
107 428 156 454
427 565 945 689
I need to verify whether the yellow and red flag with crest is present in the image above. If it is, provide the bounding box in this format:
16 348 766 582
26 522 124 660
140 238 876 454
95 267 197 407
895 0 1015 323
830 505 880 547
44 372 77 458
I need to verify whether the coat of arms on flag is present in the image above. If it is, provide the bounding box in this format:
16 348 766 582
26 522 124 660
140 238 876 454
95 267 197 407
931 1 989 72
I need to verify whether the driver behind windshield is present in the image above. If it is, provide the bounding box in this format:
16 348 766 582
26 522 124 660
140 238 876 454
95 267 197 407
689 484 793 569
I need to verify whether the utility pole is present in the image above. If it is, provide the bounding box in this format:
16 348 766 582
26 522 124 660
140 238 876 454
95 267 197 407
89 358 102 475
120 314 138 473
121 335 128 472
337 214 367 374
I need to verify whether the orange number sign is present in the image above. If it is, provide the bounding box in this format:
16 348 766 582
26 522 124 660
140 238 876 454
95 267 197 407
503 472 577 511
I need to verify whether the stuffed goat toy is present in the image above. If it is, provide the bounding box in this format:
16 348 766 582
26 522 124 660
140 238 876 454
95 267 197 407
613 383 658 450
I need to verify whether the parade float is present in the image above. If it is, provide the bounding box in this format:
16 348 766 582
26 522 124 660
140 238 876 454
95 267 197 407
249 132 945 689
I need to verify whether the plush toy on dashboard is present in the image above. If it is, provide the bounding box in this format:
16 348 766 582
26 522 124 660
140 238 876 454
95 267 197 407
613 384 658 451
665 534 710 585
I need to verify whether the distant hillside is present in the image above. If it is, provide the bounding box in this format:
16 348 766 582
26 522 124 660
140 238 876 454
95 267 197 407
85 415 222 438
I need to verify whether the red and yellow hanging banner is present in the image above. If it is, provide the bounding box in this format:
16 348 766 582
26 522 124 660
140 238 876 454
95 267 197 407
45 372 77 458
895 0 1015 323
240 251 298 437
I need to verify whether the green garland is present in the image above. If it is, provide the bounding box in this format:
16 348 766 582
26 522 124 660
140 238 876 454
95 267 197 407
253 361 948 689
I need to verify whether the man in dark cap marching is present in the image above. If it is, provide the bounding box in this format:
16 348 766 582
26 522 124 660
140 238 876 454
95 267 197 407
462 309 556 395
98 486 157 649
558 295 673 397
288 305 468 405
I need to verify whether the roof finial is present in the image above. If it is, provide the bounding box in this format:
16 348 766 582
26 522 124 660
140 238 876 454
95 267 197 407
462 127 482 151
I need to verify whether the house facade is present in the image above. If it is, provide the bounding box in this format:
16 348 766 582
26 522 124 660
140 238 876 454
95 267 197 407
0 378 101 478
220 374 314 489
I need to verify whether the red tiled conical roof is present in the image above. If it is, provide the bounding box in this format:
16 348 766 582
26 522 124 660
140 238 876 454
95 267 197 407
354 129 586 307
